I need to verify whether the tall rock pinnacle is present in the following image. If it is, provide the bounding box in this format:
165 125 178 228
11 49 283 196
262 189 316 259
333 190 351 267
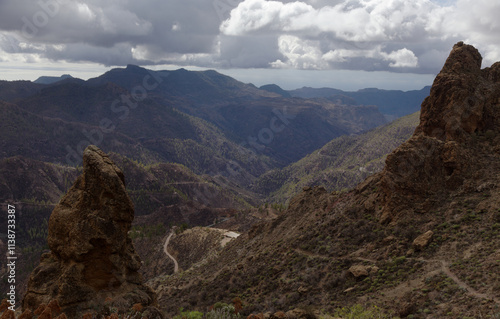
358 42 500 224
415 41 500 142
23 146 159 317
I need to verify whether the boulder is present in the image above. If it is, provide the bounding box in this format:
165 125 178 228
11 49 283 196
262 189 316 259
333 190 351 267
348 265 369 278
413 230 434 250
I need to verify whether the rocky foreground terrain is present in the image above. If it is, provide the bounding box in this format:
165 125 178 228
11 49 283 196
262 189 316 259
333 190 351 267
150 42 500 317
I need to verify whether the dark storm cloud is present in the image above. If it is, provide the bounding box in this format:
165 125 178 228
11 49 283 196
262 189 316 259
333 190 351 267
0 0 232 66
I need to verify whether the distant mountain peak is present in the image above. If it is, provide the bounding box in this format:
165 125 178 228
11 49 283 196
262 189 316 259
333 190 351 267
259 84 291 97
125 63 144 69
33 74 73 84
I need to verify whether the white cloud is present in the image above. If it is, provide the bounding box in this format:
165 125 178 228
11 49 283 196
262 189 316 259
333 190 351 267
76 3 96 22
271 35 327 69
219 0 445 71
172 23 181 31
221 0 444 41
323 46 418 68
323 48 379 63
220 0 294 35
443 0 500 66
384 48 418 68
482 44 500 67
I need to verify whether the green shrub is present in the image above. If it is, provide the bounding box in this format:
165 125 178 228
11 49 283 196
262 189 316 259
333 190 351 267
327 304 399 319
205 308 241 319
173 308 204 319
172 304 241 319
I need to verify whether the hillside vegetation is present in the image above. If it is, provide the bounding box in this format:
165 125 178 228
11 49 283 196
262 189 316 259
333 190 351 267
254 112 420 203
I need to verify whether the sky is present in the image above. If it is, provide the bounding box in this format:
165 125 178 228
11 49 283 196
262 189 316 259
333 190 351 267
0 0 499 91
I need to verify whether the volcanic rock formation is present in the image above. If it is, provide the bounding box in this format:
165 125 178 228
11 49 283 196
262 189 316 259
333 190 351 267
23 146 158 317
370 41 500 224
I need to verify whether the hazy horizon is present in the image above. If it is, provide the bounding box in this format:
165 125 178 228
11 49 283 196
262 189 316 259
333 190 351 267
0 63 435 92
0 0 497 91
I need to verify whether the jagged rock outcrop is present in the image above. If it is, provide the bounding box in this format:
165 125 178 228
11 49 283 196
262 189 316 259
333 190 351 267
23 146 159 317
368 42 500 223
416 42 499 141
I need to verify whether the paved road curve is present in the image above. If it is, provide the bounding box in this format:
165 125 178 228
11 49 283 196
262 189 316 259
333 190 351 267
163 228 179 273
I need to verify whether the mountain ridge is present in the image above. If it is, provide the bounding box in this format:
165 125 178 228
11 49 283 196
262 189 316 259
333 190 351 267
2 66 388 172
290 85 431 119
85 65 388 165
33 74 74 85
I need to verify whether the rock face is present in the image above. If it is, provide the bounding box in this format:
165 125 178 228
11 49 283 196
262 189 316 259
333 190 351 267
374 42 500 223
23 146 157 317
416 42 493 141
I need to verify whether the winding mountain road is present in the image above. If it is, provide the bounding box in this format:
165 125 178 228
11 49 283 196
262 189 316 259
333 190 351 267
164 229 179 273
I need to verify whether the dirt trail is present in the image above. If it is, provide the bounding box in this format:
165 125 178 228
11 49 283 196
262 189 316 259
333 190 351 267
294 248 377 264
294 249 499 305
164 229 179 273
435 259 500 304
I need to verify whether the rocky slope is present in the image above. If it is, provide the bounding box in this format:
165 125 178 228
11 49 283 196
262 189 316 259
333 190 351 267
22 146 160 318
151 43 500 318
135 227 240 280
6 83 274 185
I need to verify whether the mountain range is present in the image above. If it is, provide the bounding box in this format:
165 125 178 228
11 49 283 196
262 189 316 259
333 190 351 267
0 66 400 175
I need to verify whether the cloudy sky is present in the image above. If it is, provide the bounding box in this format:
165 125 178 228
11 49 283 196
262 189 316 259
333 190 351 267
0 0 498 90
